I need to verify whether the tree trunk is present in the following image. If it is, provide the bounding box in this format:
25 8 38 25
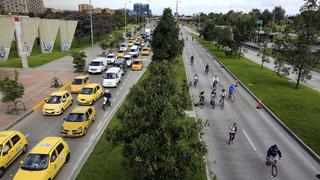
261 61 264 69
295 65 303 89
14 101 18 114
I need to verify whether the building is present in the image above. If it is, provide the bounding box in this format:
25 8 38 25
27 0 44 14
93 7 102 14
0 0 28 13
133 3 150 16
78 3 93 12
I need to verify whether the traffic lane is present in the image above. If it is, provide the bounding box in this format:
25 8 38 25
183 37 268 179
2 57 150 179
182 28 320 179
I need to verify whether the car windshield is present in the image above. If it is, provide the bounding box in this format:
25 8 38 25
66 113 84 122
21 154 49 171
80 88 93 94
143 49 148 51
72 79 83 85
118 50 124 53
125 57 131 60
121 44 126 47
90 61 102 66
46 96 62 104
114 63 121 68
107 55 114 58
133 61 142 65
104 73 116 79
129 49 136 52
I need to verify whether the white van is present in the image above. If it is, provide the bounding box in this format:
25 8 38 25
103 67 122 88
88 57 108 74
124 54 133 67
106 53 117 64
129 45 139 58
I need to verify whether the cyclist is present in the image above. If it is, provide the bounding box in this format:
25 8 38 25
190 55 194 65
229 123 237 143
212 75 219 88
266 144 282 165
228 84 235 100
219 89 227 104
193 74 199 88
103 90 112 109
210 89 217 108
205 64 209 73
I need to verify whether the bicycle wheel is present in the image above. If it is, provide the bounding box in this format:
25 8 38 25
271 165 277 177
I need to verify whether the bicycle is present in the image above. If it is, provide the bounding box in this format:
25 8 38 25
220 98 225 110
266 156 279 177
228 132 236 144
193 79 198 88
102 97 111 111
210 98 215 109
228 93 235 103
205 66 209 73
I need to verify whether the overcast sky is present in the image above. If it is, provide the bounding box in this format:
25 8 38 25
43 0 305 15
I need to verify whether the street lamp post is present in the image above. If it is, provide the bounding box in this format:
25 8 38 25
125 1 127 38
89 0 94 59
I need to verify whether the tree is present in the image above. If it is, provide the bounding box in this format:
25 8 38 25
110 61 207 179
273 0 320 89
151 8 183 61
261 9 273 26
0 71 24 113
273 6 286 23
257 29 272 69
0 4 6 15
201 21 215 41
72 51 87 73
112 10 125 28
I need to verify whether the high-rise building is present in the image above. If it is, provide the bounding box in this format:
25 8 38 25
133 3 150 16
78 3 93 12
0 0 28 13
27 0 44 14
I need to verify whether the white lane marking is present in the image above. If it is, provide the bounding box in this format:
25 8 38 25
112 99 116 102
116 92 120 96
89 134 95 144
120 86 123 90
25 132 31 137
96 121 102 130
242 129 257 152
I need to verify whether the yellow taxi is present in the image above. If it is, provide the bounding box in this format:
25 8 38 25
60 106 96 137
141 47 150 56
128 40 134 47
0 131 28 177
42 90 73 115
117 50 126 58
14 137 70 180
77 83 104 105
131 59 144 71
70 75 91 93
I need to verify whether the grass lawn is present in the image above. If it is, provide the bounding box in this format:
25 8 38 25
185 23 197 30
0 25 134 68
77 58 206 180
194 35 320 156
175 55 192 110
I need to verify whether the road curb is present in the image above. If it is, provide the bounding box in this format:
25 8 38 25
2 109 33 130
197 39 320 165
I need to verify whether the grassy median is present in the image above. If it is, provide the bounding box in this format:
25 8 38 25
194 35 320 155
77 56 205 180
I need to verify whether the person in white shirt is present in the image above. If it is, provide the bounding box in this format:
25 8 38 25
229 123 237 143
212 75 219 88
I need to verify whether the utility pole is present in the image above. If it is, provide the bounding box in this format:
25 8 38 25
198 12 200 31
125 1 127 38
89 0 94 59
176 0 178 18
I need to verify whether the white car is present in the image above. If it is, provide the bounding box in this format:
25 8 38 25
129 45 139 58
103 67 122 87
120 43 128 52
124 54 133 67
106 53 117 64
88 57 108 74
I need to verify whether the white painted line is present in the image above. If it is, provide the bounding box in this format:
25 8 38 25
112 99 116 102
120 86 123 90
25 132 31 137
116 92 120 96
242 129 257 152
89 134 95 144
96 121 102 130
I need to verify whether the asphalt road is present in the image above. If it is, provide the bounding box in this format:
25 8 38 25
183 26 320 92
2 55 150 180
181 27 320 180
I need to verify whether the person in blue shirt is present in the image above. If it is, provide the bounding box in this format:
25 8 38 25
229 84 235 97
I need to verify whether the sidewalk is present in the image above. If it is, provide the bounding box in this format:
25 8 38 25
0 45 102 129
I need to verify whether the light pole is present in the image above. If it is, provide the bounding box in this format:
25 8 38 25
89 0 94 59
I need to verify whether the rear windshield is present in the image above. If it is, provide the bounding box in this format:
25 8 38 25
104 73 117 79
72 79 83 85
107 55 115 58
118 50 124 53
46 96 62 104
21 154 49 171
130 48 137 52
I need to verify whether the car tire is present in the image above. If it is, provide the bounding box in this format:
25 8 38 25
22 144 28 154
65 153 70 164
0 167 5 178
60 108 64 115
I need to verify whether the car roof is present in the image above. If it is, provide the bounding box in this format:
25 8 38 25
115 58 125 63
84 83 100 88
71 106 90 113
124 54 132 58
107 67 120 73
92 57 107 61
131 45 139 49
50 90 68 96
107 53 116 56
0 131 20 144
30 137 62 154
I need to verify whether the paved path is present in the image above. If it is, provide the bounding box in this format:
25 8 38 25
184 26 320 92
182 27 320 180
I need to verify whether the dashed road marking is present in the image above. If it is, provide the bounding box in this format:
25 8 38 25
89 134 95 144
96 121 102 130
242 129 257 152
116 92 120 96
